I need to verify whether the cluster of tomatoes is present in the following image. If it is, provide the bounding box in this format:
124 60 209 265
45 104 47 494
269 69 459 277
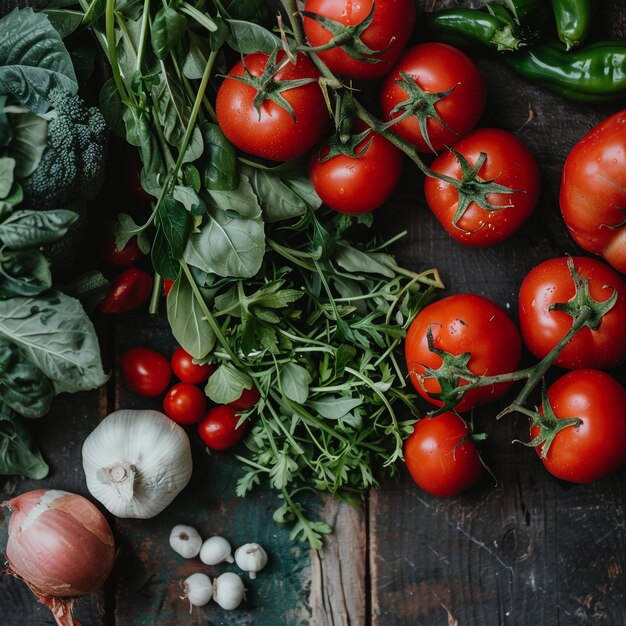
120 346 259 450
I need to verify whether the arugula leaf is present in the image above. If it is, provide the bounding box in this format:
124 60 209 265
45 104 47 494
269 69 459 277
205 363 254 404
226 19 281 54
279 362 311 404
308 396 363 420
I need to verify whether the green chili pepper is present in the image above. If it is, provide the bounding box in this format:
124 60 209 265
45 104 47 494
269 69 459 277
502 41 626 102
422 7 528 52
550 0 591 49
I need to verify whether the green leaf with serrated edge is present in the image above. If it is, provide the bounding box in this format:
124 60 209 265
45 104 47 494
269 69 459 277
166 270 215 360
114 212 150 254
205 363 253 404
279 362 311 404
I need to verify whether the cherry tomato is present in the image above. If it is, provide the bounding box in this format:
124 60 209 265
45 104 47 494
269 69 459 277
405 294 522 412
121 347 171 397
532 370 626 483
171 347 216 384
229 385 261 410
425 128 539 246
381 43 486 153
519 256 626 369
215 51 328 161
309 124 403 214
404 412 484 497
302 0 416 79
98 267 153 314
197 405 248 450
163 279 174 296
560 110 626 273
101 234 142 268
163 383 206 425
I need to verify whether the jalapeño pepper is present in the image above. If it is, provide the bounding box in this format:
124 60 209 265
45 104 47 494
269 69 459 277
551 0 592 49
502 41 626 102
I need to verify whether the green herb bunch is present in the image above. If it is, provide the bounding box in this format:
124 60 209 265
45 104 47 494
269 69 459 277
71 0 443 546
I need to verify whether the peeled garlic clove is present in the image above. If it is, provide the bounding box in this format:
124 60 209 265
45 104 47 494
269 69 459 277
234 542 268 579
213 572 245 610
170 524 202 559
199 535 234 565
182 572 213 611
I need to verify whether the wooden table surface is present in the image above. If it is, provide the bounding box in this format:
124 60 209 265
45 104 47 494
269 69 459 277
2 2 626 625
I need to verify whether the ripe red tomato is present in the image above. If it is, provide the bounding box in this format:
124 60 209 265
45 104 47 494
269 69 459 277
309 124 403 214
171 347 215 384
405 294 522 412
197 405 248 450
215 51 327 161
101 234 142 267
380 43 486 153
531 369 626 483
560 110 626 273
302 0 416 80
163 383 206 425
229 385 261 410
121 347 171 397
163 279 174 296
404 412 484 496
518 256 626 369
424 128 540 246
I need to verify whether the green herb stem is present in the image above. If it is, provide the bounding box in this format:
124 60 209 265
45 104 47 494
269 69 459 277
105 0 131 105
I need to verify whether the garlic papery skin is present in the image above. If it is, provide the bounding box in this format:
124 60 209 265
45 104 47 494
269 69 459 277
182 573 213 611
170 524 202 559
82 409 193 518
199 536 234 565
213 572 245 610
234 543 268 579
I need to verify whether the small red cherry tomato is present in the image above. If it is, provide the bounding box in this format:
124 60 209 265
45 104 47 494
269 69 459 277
163 383 207 425
404 412 484 497
229 385 261 410
171 347 216 384
163 279 174 296
101 234 142 268
121 347 171 397
98 267 153 314
197 405 248 450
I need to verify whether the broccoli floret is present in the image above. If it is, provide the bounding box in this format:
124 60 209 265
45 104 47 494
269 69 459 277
20 88 108 212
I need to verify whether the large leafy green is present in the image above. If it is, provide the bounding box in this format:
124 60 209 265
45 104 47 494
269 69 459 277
0 209 78 249
0 8 78 112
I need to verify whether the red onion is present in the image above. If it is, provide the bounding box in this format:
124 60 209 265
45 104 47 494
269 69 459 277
2 489 116 626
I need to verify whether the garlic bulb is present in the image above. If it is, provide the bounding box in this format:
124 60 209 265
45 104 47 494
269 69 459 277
182 573 213 610
199 536 234 565
170 525 202 559
234 543 268 579
82 409 193 518
213 572 245 610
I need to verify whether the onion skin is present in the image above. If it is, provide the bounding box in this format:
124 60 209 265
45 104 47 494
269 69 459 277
3 489 116 598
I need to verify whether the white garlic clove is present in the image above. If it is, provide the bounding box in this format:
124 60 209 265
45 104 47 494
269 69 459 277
182 572 213 611
170 524 202 559
199 535 234 565
234 542 268 579
213 572 245 610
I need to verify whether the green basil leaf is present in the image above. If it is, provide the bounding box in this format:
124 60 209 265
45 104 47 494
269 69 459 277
221 0 272 24
200 122 237 191
159 195 191 259
207 174 261 219
0 339 53 417
99 78 126 138
226 19 281 54
64 270 110 313
173 185 206 214
0 290 108 393
0 249 51 298
151 6 187 60
184 206 265 278
0 210 78 249
279 362 311 404
205 362 253 404
166 270 216 359
0 158 15 198
183 31 211 80
244 166 321 222
0 404 48 479
0 8 78 112
181 163 201 193
4 108 48 178
151 226 180 281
